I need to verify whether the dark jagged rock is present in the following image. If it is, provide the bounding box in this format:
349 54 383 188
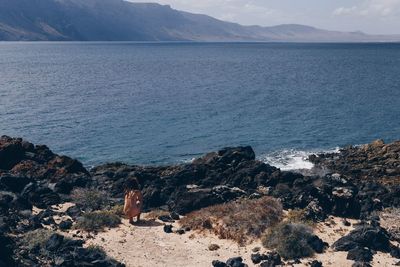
65 205 83 219
0 136 91 198
1 136 399 266
175 228 185 235
21 183 61 209
163 224 173 233
258 251 282 267
0 175 31 193
310 140 400 215
0 233 15 267
309 260 323 267
307 235 328 253
45 233 64 251
212 260 228 267
14 232 124 267
226 257 247 267
251 253 264 264
347 247 373 262
91 146 280 214
170 211 180 220
59 219 73 230
333 223 391 253
391 246 400 259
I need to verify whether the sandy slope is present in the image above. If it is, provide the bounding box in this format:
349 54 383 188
67 215 397 267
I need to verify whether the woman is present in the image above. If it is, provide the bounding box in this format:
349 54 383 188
123 178 143 224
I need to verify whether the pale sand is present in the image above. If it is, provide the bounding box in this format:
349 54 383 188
72 215 399 267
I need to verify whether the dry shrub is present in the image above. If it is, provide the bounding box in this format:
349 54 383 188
109 204 125 217
286 209 315 226
380 208 400 242
21 229 54 251
75 211 121 231
71 188 110 212
262 222 314 260
179 196 283 244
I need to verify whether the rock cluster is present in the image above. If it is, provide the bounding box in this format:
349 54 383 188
2 136 400 266
310 139 400 186
333 220 400 263
91 146 282 214
0 136 121 266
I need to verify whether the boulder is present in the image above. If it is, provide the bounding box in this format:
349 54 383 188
59 219 73 230
258 252 282 267
0 175 31 192
21 183 61 208
226 257 247 267
347 247 373 262
333 224 391 253
307 235 328 253
163 225 173 233
212 260 228 267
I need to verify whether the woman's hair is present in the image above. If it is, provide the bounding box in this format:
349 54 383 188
124 178 140 193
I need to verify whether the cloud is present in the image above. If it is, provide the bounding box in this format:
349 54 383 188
130 0 288 26
333 6 357 16
333 0 400 17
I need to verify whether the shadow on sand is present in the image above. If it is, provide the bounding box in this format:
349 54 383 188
131 219 164 227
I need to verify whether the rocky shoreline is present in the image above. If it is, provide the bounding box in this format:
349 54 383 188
1 135 399 267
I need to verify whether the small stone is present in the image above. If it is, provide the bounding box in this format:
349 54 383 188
176 229 185 235
343 219 351 227
170 212 180 220
163 224 173 233
59 219 73 230
208 244 220 251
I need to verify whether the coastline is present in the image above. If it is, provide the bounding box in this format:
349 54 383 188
1 135 399 266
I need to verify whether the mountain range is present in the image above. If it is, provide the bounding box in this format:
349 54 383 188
1 0 399 42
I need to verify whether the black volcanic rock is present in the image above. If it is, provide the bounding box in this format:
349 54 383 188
0 232 15 267
92 146 282 214
333 223 391 253
347 247 373 262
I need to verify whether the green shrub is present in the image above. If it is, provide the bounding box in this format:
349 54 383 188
75 211 121 231
71 188 110 212
109 204 125 216
180 196 283 244
262 222 315 260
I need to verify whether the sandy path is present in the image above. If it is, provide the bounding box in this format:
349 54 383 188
74 215 398 267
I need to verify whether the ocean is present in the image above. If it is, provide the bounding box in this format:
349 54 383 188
1 42 399 169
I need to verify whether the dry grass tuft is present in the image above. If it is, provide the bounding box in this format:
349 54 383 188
286 209 315 226
75 211 121 231
21 229 54 251
71 188 110 212
262 222 315 260
109 204 125 217
179 196 283 244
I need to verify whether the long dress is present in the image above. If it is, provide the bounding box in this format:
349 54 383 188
123 190 143 218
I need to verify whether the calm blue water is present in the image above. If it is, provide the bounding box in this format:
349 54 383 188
0 42 399 168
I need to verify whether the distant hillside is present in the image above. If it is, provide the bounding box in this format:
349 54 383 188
0 0 399 42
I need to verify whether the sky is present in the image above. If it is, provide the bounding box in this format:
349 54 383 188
130 0 400 34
